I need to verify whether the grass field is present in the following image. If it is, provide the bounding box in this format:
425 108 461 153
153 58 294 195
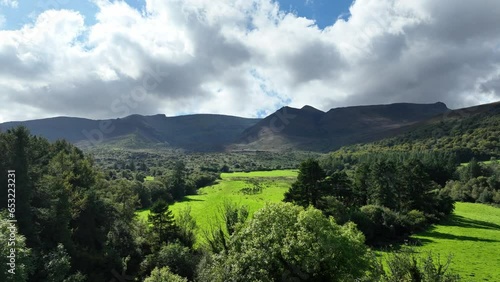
136 172 500 280
136 169 298 244
144 176 155 181
410 202 500 281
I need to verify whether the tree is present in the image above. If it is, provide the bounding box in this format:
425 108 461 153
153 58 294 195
168 162 187 201
42 244 71 282
140 243 198 281
368 160 398 210
9 127 36 246
176 206 197 248
461 158 483 181
202 201 248 253
0 212 33 282
199 203 375 282
144 267 187 282
382 250 460 282
284 159 327 207
148 200 178 245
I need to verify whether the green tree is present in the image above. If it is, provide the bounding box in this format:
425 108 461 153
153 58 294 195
176 206 197 248
9 127 36 246
284 159 327 207
203 200 248 253
382 250 460 282
144 266 187 282
140 243 198 281
169 161 187 201
148 200 178 245
0 212 33 282
199 202 375 282
368 160 398 210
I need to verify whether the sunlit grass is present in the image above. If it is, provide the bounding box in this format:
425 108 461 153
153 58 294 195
136 169 298 245
410 202 500 281
144 176 155 181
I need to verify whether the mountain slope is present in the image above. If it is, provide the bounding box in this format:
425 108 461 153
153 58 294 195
233 102 450 152
0 114 260 151
331 101 500 161
0 102 454 152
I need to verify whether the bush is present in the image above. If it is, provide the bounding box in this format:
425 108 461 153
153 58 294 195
382 250 460 282
403 210 427 233
144 266 187 282
140 243 198 281
199 203 376 282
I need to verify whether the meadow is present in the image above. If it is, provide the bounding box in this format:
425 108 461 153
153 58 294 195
410 202 500 281
136 171 500 280
136 169 298 243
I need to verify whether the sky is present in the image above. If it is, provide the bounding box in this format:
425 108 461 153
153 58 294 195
0 0 499 122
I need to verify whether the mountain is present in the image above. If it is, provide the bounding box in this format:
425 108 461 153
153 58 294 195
232 102 450 152
332 101 500 161
0 102 453 152
0 114 260 151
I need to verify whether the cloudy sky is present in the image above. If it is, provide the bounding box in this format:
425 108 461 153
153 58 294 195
0 0 499 122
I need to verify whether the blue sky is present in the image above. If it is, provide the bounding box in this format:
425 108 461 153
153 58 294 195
0 0 353 30
278 0 352 28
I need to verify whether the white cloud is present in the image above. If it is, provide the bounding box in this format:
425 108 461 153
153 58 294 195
0 0 18 8
0 0 499 123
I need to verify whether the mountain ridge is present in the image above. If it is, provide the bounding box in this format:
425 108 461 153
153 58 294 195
0 102 454 152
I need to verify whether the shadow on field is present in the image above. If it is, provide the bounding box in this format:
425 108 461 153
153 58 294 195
442 215 500 231
179 197 204 203
417 231 500 243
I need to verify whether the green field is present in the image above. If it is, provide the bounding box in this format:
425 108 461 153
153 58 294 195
136 172 500 281
144 176 155 181
411 202 500 281
136 169 298 243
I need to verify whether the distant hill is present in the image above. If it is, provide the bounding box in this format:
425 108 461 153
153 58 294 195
331 101 500 161
0 114 260 151
0 102 455 152
232 102 450 152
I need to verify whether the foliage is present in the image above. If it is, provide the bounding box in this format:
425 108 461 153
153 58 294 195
175 206 197 248
198 202 375 282
0 212 33 282
443 160 500 205
140 243 198 281
202 200 249 253
144 266 187 282
328 104 500 163
286 156 455 245
240 178 265 195
148 200 179 245
382 250 460 282
284 159 327 207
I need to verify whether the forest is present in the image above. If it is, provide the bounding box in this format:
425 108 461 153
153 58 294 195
1 126 498 281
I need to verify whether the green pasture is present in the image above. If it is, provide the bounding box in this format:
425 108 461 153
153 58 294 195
410 202 500 281
136 170 298 243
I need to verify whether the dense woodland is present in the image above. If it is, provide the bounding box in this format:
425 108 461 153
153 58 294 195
334 104 500 162
2 125 498 281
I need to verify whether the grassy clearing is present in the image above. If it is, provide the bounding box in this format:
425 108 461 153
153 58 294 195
410 202 500 281
136 170 298 244
144 176 155 181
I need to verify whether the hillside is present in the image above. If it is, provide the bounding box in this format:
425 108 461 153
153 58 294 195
332 101 500 161
0 114 260 151
232 102 450 152
0 102 451 152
